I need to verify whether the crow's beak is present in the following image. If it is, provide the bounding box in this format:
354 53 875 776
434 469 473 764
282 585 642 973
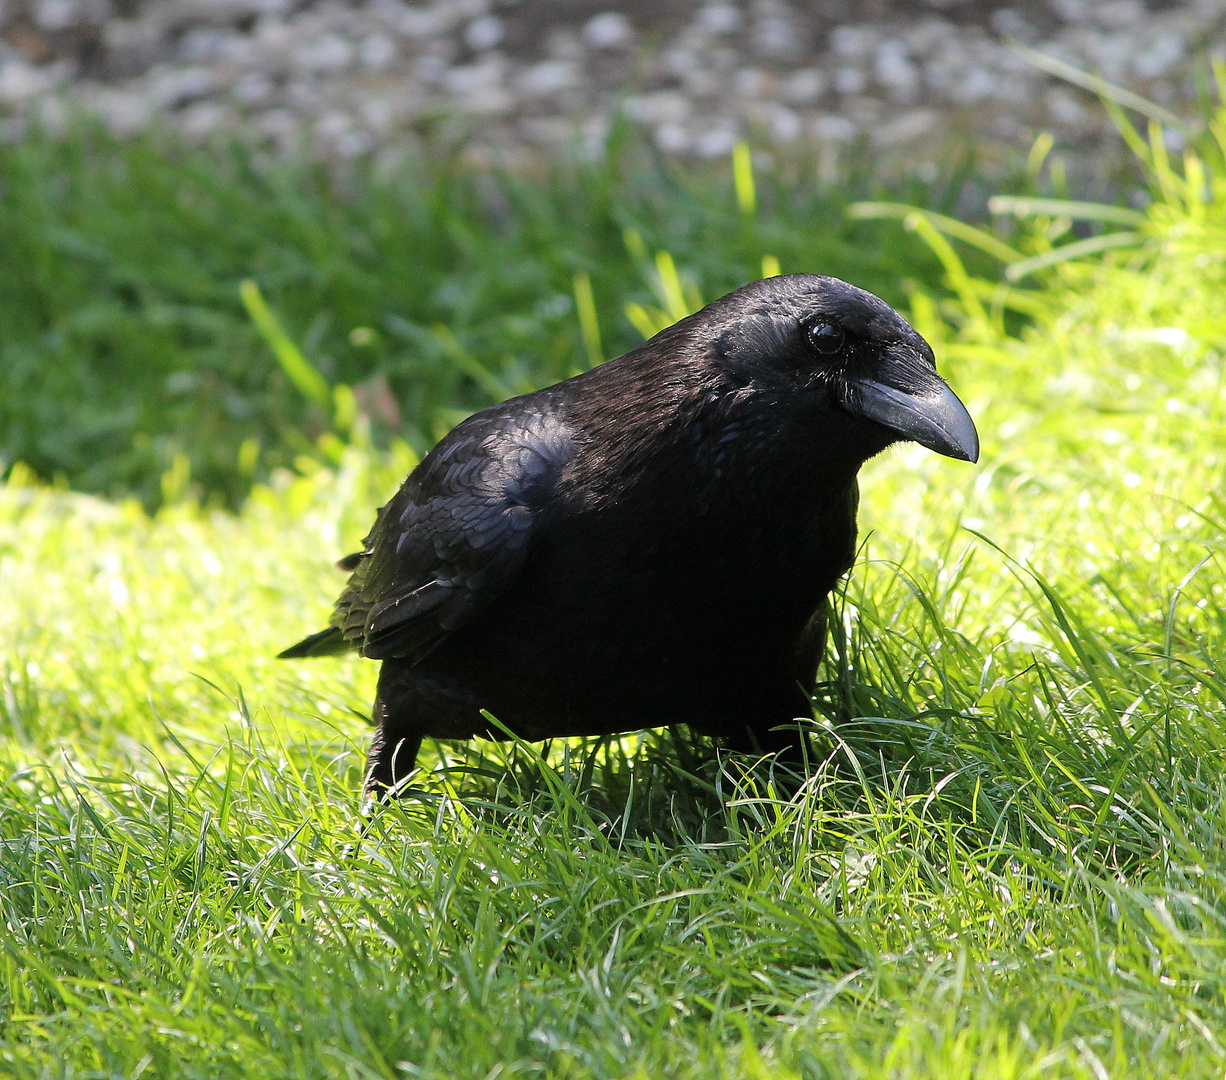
849 372 979 463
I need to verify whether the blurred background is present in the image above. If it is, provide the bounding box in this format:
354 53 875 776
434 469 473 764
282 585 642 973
1 0 1223 509
3 0 1221 170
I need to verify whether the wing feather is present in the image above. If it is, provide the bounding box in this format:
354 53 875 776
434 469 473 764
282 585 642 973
305 395 575 664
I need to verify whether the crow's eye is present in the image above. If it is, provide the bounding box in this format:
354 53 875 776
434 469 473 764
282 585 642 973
807 322 844 354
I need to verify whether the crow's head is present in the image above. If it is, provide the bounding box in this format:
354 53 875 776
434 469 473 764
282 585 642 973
709 274 979 463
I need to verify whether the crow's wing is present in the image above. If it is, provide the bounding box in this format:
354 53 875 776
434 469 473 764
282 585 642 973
284 396 575 663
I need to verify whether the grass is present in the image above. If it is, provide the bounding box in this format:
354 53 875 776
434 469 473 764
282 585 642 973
0 123 985 510
3 96 1226 1075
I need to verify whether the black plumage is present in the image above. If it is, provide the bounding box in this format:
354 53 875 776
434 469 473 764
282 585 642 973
280 274 979 797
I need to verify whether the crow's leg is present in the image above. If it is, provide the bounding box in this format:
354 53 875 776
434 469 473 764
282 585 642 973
363 720 423 801
724 722 808 761
721 685 815 769
363 679 425 802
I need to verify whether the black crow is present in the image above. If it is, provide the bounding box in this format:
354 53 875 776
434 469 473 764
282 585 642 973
280 275 978 797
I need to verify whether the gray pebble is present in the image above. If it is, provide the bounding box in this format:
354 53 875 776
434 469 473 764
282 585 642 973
582 12 632 50
698 4 742 35
0 0 1216 172
463 15 502 51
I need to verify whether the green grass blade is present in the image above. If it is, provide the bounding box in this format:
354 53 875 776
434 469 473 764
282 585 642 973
1011 44 1189 131
239 279 331 409
988 196 1146 226
848 202 1024 263
1004 231 1144 279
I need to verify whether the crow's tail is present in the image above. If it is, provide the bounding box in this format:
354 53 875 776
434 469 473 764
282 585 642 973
277 626 352 659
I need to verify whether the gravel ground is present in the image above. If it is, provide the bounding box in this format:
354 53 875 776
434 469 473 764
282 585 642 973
2 0 1224 170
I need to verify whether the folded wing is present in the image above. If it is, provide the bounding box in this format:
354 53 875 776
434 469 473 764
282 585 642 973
280 394 575 663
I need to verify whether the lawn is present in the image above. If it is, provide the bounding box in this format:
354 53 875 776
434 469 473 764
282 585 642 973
0 125 961 510
2 100 1226 1077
